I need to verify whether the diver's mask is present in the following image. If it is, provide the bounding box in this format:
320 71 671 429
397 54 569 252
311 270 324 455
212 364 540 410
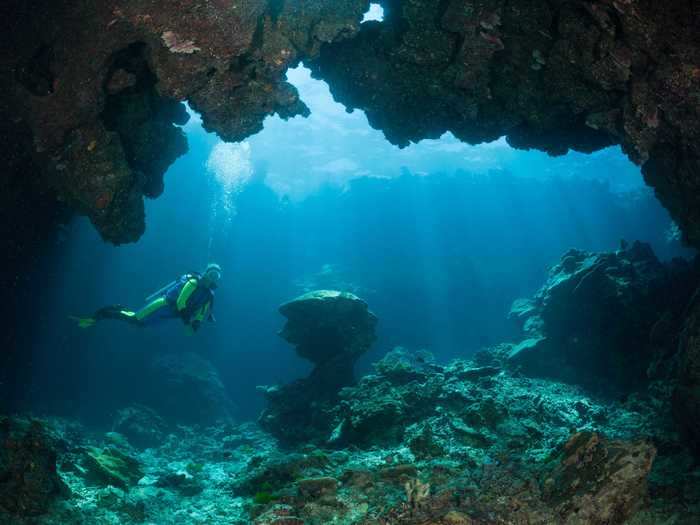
203 263 222 288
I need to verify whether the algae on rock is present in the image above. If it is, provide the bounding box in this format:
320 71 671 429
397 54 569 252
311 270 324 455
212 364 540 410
84 447 143 489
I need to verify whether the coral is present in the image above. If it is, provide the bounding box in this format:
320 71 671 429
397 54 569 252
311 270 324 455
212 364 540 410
673 296 700 456
543 432 656 524
4 1 700 256
253 490 275 505
404 478 430 510
297 477 338 501
278 291 378 374
4 340 700 524
155 472 204 497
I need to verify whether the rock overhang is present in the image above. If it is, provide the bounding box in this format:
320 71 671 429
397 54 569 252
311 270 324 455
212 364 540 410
3 0 700 247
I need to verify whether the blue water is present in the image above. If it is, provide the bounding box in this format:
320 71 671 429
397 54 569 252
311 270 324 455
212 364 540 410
25 67 693 421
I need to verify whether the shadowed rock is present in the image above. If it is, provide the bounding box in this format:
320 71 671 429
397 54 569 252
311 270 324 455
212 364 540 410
311 0 700 247
146 352 235 426
0 418 68 516
507 242 696 394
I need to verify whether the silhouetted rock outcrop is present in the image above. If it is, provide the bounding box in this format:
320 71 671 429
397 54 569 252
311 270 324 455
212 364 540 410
507 241 695 394
259 291 377 446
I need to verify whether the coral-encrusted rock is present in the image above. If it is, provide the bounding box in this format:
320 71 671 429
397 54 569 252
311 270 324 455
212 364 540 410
508 242 682 393
4 0 367 243
0 418 68 516
543 432 656 524
259 291 377 446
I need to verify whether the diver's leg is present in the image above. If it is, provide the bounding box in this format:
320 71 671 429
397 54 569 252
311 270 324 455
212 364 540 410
71 304 139 328
134 297 170 324
73 298 170 329
94 305 142 324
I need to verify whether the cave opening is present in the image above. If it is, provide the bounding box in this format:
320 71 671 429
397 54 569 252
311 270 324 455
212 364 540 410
362 3 385 23
16 63 694 425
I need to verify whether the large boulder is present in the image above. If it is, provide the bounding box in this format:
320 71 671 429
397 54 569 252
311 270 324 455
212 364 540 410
507 242 692 394
259 291 377 446
145 352 235 426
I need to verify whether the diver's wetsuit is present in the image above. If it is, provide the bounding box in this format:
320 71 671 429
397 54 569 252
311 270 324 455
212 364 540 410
86 274 214 330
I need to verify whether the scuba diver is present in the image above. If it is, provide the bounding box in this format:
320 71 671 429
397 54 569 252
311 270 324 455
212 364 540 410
71 263 221 334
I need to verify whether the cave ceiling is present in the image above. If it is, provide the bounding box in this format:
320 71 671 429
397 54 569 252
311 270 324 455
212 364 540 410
2 0 699 245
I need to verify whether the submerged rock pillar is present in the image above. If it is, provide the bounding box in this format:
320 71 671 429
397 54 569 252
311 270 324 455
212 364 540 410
259 290 377 446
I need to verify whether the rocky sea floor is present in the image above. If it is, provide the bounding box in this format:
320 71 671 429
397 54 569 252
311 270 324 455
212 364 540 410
3 346 700 525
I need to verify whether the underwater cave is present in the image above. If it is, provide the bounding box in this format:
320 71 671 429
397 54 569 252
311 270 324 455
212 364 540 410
2 1 700 523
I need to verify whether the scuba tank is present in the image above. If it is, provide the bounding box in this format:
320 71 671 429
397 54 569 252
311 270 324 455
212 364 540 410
144 273 199 303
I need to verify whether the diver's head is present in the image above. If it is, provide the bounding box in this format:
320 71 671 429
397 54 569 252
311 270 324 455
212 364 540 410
201 263 222 289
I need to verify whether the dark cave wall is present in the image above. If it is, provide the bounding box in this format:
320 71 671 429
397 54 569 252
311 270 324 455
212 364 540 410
3 0 369 244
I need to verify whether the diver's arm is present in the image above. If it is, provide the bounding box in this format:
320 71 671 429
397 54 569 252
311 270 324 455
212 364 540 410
176 278 198 311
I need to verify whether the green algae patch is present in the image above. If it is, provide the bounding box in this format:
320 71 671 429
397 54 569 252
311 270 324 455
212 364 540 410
84 447 143 489
253 491 274 505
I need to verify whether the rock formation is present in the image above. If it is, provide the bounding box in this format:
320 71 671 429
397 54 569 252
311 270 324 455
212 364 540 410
2 0 368 244
507 241 698 394
112 404 168 450
0 418 68 517
259 290 377 446
3 1 699 251
313 0 700 247
2 343 699 523
146 352 235 425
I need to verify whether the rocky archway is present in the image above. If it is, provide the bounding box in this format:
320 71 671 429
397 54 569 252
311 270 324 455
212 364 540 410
3 0 699 246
